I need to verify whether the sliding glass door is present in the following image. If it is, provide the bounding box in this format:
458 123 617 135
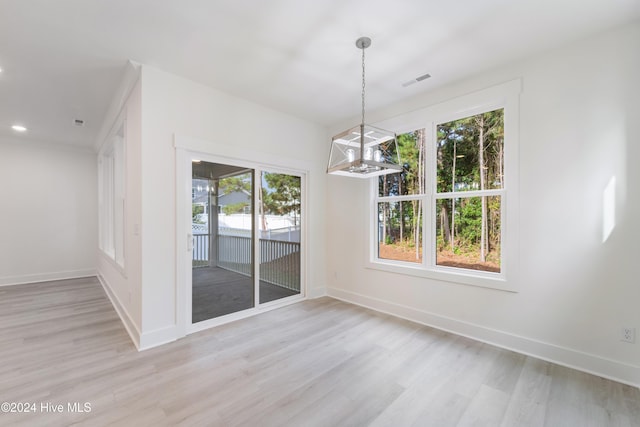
192 162 254 323
190 161 301 325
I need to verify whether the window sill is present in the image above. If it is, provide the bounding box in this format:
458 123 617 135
365 259 517 293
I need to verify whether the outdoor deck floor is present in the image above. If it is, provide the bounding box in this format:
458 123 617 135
192 266 299 323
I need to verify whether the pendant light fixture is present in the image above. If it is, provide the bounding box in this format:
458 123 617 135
327 37 402 178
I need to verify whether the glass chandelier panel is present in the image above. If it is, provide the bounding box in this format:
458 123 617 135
327 124 401 177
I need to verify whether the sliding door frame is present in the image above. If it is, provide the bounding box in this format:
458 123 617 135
175 136 308 337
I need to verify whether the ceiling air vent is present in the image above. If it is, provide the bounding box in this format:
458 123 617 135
402 73 432 87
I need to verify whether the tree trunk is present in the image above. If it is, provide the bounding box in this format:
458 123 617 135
498 140 504 187
381 178 387 246
415 129 425 260
441 204 451 246
399 201 403 244
398 171 404 244
451 141 456 251
477 116 487 262
414 200 421 260
259 189 268 233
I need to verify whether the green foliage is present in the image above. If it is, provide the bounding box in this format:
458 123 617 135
192 204 204 220
457 198 482 245
379 130 425 197
262 173 300 216
218 172 252 216
379 110 504 268
219 175 251 195
378 131 425 250
222 202 248 215
436 109 504 193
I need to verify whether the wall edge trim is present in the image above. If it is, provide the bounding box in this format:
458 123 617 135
97 274 142 350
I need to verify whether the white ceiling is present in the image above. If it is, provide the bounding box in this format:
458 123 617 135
1 0 639 148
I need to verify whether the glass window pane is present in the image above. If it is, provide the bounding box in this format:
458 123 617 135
191 178 211 268
379 129 426 197
435 196 501 273
377 201 423 263
436 109 504 193
259 172 301 303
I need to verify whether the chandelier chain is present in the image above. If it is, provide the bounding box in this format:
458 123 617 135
361 45 366 126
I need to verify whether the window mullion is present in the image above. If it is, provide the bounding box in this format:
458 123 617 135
377 194 423 203
435 189 504 199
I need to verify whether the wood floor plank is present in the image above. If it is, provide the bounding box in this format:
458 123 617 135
0 277 638 427
457 384 511 427
499 357 552 427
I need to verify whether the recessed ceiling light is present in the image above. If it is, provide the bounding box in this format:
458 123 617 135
11 125 27 132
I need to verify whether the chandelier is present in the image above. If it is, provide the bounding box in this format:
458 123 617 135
327 37 402 178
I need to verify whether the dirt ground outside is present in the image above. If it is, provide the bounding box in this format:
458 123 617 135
378 244 500 273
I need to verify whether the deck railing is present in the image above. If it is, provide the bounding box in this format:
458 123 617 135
257 239 300 291
217 235 253 276
193 234 210 267
193 233 300 291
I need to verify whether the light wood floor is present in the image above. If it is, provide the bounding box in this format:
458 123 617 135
1 277 638 427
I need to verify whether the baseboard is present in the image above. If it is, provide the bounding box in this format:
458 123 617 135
139 325 177 351
327 287 640 389
0 269 96 286
97 274 142 350
307 286 327 299
97 274 177 351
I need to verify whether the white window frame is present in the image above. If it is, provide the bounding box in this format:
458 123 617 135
368 79 520 292
98 119 126 269
98 147 115 257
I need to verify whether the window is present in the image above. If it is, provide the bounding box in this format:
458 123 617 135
434 110 503 273
98 121 125 268
371 80 519 290
377 129 426 264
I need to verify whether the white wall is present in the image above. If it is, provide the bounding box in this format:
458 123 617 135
96 76 144 342
326 22 640 386
0 138 97 285
138 66 328 346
